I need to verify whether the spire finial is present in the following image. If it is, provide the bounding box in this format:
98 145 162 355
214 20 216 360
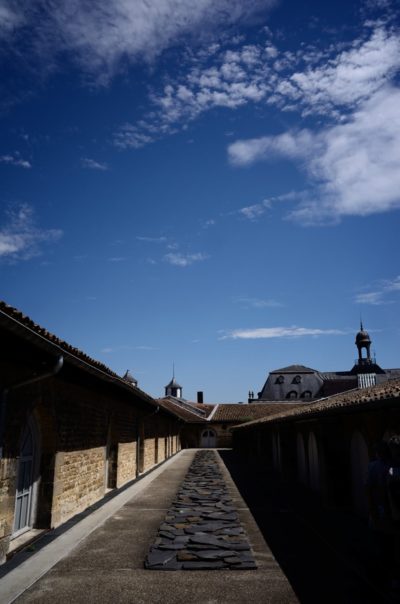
172 361 175 379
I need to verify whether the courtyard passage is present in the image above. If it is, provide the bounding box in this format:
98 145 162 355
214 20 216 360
0 450 297 604
0 449 391 604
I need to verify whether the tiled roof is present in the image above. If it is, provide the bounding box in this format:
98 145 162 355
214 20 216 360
270 365 317 373
0 301 160 409
211 402 304 422
0 301 121 378
233 378 400 430
157 398 207 422
188 403 216 417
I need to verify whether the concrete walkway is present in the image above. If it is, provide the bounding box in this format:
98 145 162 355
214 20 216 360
0 450 298 604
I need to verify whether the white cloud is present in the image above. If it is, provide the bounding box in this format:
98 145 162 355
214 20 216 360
81 157 108 170
235 297 283 308
164 252 208 267
0 153 31 168
0 2 26 38
137 235 167 243
114 38 280 148
240 203 268 220
0 204 62 260
238 191 304 220
221 326 347 340
135 345 159 351
229 131 313 166
384 275 400 292
100 344 133 353
281 26 400 115
354 292 386 305
113 21 400 156
229 85 400 224
4 0 277 81
354 275 400 305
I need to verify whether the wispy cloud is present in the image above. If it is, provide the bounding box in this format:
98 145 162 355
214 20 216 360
238 191 301 220
114 19 400 149
0 204 62 261
0 3 25 38
81 157 108 171
135 345 159 351
221 326 347 340
235 297 283 308
0 153 31 168
273 25 400 117
137 235 167 243
354 292 387 305
354 275 400 305
164 251 208 267
114 38 280 148
100 344 134 354
224 20 400 224
107 256 125 262
2 0 277 82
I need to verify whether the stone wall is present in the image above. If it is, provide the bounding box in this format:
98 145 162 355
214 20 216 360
52 448 105 526
117 442 137 488
0 359 181 563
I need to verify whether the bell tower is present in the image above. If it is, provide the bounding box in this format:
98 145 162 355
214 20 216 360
355 321 372 366
164 365 183 398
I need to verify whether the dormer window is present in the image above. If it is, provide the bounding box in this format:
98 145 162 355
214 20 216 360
293 375 302 384
276 375 284 384
287 391 298 399
301 391 312 399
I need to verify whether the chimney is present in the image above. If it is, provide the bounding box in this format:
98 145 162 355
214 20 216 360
197 391 204 404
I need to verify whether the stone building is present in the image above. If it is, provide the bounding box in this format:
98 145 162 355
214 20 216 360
233 378 400 518
0 302 183 563
253 323 400 402
158 386 304 448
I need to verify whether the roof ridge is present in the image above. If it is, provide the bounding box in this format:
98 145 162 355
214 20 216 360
0 301 121 380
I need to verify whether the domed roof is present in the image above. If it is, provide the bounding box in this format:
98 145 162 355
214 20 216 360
355 322 371 345
165 377 182 389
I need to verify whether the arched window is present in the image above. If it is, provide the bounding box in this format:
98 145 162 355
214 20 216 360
301 391 312 399
275 375 284 384
286 391 298 399
293 375 302 384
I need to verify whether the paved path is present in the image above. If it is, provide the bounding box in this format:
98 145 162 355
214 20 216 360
0 450 298 604
145 450 257 570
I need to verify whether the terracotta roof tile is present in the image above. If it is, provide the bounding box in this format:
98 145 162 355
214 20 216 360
157 398 207 422
0 301 161 409
211 402 304 422
0 301 122 378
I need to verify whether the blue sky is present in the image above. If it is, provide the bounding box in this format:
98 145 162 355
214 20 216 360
1 0 399 402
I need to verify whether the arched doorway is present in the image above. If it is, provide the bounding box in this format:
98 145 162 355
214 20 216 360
200 429 217 448
350 430 369 517
13 420 39 536
308 432 320 492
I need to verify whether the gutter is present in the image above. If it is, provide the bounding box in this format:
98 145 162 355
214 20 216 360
0 355 64 459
